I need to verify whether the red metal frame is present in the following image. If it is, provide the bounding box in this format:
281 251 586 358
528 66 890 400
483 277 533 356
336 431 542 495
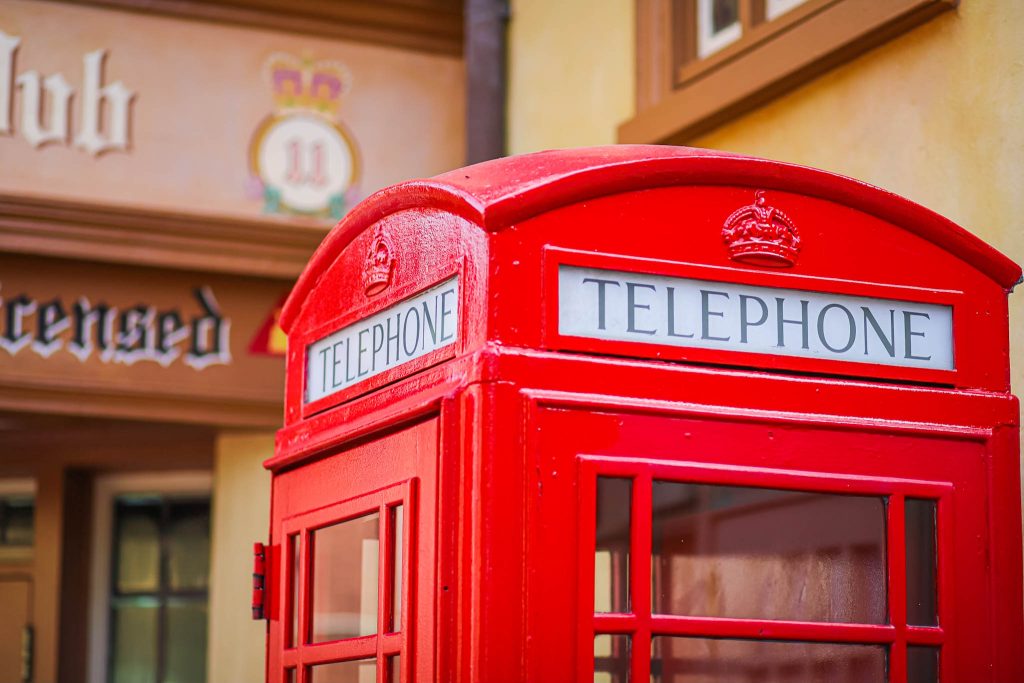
267 147 1023 682
279 480 416 683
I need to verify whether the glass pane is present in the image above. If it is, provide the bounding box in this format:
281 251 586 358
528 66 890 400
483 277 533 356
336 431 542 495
110 599 158 683
115 502 161 594
712 0 740 33
651 637 886 683
167 502 211 591
309 659 376 683
164 599 208 683
289 533 301 648
651 482 886 623
907 645 939 683
392 504 404 632
905 499 938 626
595 477 631 613
285 669 296 683
3 498 34 546
387 654 401 683
311 512 380 642
594 634 630 683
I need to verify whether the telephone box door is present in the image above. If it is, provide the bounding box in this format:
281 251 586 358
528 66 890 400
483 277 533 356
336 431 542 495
268 416 440 683
526 398 1005 683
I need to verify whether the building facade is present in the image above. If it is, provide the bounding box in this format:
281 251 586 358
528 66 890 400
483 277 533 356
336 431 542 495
0 2 464 682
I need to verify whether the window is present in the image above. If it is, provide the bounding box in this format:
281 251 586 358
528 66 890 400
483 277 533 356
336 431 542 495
283 481 413 683
623 0 957 144
108 496 210 683
582 458 948 683
0 495 34 547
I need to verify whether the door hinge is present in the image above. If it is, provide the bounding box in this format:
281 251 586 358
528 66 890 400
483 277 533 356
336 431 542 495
21 624 33 683
252 541 267 620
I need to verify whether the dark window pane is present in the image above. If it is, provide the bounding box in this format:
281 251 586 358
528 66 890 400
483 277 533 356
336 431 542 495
285 669 296 683
311 512 380 642
309 659 376 683
289 533 301 648
164 599 208 683
391 504 404 632
595 477 631 613
594 634 630 683
167 502 211 591
906 499 938 626
712 0 740 33
387 654 401 683
110 599 159 683
651 637 886 683
2 498 34 546
652 482 886 623
907 645 939 683
115 503 161 594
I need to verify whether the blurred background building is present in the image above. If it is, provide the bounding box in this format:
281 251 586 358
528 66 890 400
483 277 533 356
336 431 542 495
0 0 1021 682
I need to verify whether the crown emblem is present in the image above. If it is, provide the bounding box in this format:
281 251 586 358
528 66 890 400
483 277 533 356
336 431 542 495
363 227 395 296
722 191 801 267
264 52 352 116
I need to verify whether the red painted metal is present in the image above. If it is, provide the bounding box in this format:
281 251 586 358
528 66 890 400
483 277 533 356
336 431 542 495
253 541 267 620
267 146 1023 683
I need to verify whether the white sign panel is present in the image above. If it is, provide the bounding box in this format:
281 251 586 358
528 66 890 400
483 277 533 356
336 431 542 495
306 276 459 403
558 266 953 371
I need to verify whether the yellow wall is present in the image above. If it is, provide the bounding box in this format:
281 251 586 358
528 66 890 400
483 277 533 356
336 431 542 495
506 0 1024 392
689 0 1024 395
207 432 273 683
507 0 635 154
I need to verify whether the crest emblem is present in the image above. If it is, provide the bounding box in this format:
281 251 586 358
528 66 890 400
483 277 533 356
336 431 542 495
722 191 801 267
247 52 361 220
363 227 395 296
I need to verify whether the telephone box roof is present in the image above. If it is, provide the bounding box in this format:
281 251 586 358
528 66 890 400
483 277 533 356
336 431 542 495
281 145 1020 332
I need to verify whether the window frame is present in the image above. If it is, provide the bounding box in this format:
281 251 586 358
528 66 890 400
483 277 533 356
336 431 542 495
623 0 958 145
578 455 952 683
281 479 415 683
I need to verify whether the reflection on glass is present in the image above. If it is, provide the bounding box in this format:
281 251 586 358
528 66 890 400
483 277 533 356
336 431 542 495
312 512 380 642
651 637 886 683
594 634 630 683
290 533 301 648
906 499 938 626
309 658 376 683
168 502 211 590
595 478 631 614
392 504 404 632
651 482 886 623
712 0 740 32
110 600 158 683
115 502 161 593
907 645 939 683
388 654 401 683
165 599 208 683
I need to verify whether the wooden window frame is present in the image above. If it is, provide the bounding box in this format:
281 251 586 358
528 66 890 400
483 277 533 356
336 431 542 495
578 456 952 683
622 0 958 145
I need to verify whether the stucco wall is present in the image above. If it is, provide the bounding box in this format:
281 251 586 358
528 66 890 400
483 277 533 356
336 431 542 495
507 0 635 154
207 432 273 683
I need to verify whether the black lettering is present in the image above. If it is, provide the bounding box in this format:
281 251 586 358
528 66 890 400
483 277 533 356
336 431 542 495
666 287 694 338
186 287 230 369
386 314 401 365
345 333 357 382
117 305 154 354
319 346 331 393
439 288 456 342
35 298 69 353
776 297 810 349
581 277 620 331
817 303 857 353
738 294 768 343
69 297 112 361
371 323 384 371
1 294 36 352
903 311 932 361
332 340 346 388
626 282 657 335
700 290 731 342
156 310 187 363
421 298 438 348
403 306 421 357
357 328 370 377
862 307 896 357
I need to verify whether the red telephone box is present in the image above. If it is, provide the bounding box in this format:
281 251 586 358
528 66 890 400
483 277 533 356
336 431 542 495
264 146 1024 683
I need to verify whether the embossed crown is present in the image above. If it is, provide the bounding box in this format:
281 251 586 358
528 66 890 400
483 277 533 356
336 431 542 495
264 52 352 116
722 191 801 267
363 228 394 296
